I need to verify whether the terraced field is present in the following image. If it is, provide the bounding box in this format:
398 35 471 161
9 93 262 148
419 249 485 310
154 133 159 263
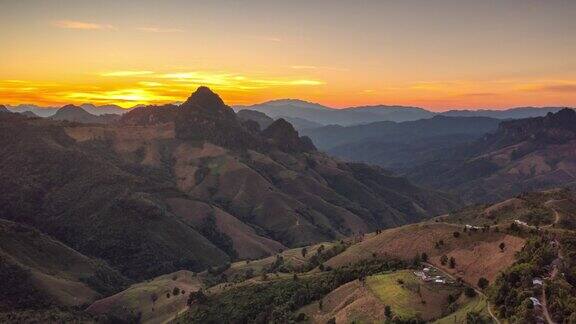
366 270 460 321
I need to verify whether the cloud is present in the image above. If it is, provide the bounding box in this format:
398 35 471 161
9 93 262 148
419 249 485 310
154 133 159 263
136 27 184 33
290 65 318 70
138 81 165 87
290 65 348 72
158 71 324 88
100 71 154 77
540 84 576 93
53 20 115 30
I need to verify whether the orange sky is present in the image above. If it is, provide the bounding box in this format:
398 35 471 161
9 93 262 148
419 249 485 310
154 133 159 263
1 0 575 111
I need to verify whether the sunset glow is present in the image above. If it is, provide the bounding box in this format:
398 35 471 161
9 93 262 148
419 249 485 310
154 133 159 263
2 0 576 110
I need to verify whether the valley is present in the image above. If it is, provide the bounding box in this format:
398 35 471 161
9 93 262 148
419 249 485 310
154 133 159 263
1 89 575 323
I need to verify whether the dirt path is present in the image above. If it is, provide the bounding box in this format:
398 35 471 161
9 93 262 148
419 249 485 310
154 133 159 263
541 281 556 324
539 202 562 324
423 262 501 324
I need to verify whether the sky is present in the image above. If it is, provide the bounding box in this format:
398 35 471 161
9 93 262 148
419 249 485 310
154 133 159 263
1 0 575 111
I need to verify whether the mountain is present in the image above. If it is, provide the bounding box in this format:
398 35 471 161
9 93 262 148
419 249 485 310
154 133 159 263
301 116 501 170
49 105 121 124
237 109 322 131
0 87 458 286
80 103 130 116
4 103 131 118
234 101 571 127
87 188 576 324
407 109 576 202
343 104 435 121
236 109 274 130
234 99 434 126
19 111 39 118
0 219 129 311
440 107 566 119
280 116 324 130
5 104 59 117
0 105 9 113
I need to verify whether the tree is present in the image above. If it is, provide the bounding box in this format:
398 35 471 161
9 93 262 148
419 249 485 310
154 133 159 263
187 290 207 306
319 299 323 310
301 247 307 258
453 231 461 238
441 255 448 266
384 305 392 318
421 252 428 262
478 277 489 289
499 242 506 251
449 256 456 269
172 287 181 296
464 287 477 297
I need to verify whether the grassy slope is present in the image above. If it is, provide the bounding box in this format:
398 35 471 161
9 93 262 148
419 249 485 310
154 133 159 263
223 241 336 280
326 222 524 286
438 190 575 228
367 270 460 321
434 295 490 324
87 270 202 324
0 218 127 307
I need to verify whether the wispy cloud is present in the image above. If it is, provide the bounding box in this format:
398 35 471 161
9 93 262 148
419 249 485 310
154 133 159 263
100 71 154 77
539 84 576 93
290 65 348 72
136 26 184 33
290 65 318 70
158 71 324 88
52 20 115 30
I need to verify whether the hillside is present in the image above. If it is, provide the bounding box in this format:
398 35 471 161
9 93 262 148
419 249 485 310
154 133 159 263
0 219 128 310
176 213 527 323
301 116 501 170
440 106 565 119
4 103 131 117
234 99 434 126
0 87 458 284
49 105 120 124
91 190 576 323
407 109 576 202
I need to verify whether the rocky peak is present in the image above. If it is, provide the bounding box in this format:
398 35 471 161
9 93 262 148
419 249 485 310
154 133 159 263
262 118 316 153
486 108 576 149
0 105 8 113
175 87 259 149
181 86 229 114
543 108 576 128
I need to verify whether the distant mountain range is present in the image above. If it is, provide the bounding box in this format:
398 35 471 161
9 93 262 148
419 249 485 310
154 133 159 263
49 105 121 124
301 115 502 170
4 103 132 117
4 99 569 125
234 99 434 126
234 99 570 127
406 108 576 202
